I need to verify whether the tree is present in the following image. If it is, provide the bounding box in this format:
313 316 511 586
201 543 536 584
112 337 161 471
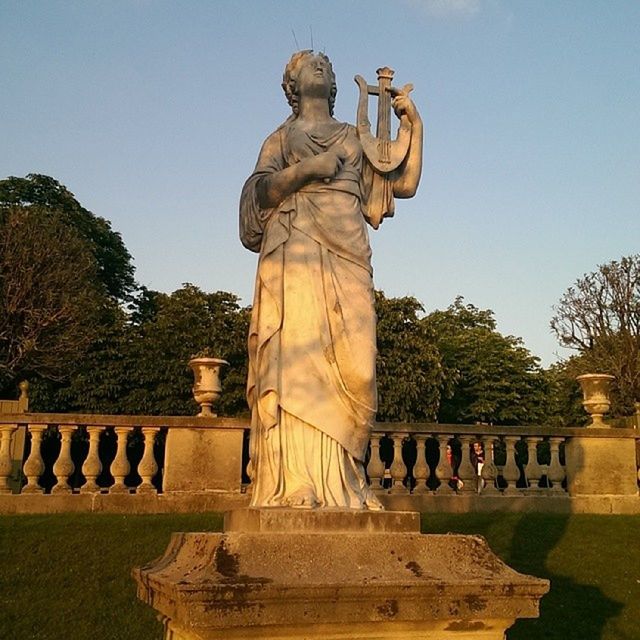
32 285 250 417
0 174 135 301
0 206 103 393
544 358 589 427
121 285 250 416
551 255 640 415
425 297 549 425
375 291 443 422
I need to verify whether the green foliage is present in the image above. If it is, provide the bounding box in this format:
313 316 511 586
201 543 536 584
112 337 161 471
375 291 443 422
543 358 590 427
121 284 249 416
551 255 640 416
0 206 103 392
0 174 135 301
32 284 250 416
426 297 549 424
30 302 134 413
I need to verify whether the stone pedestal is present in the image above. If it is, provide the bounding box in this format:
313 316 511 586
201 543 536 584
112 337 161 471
133 509 549 640
565 436 639 496
163 428 244 492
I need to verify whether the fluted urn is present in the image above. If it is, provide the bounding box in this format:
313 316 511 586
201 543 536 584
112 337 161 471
576 373 615 427
188 357 228 417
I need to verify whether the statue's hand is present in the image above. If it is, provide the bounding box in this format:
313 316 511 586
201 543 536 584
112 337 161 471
391 91 420 125
304 148 346 181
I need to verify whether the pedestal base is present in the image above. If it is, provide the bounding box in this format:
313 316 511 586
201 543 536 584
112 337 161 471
163 428 244 492
565 436 639 496
133 510 548 640
224 507 420 533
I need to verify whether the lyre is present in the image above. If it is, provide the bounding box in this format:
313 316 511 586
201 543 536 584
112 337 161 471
354 67 413 173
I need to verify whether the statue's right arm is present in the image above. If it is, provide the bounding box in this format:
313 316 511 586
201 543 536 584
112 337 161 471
255 133 345 209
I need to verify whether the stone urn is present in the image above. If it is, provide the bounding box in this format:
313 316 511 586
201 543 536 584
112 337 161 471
188 357 228 417
576 373 615 427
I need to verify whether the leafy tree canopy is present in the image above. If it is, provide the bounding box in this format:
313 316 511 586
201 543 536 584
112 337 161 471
551 255 640 415
31 284 250 417
543 358 589 427
0 206 103 393
0 174 135 301
426 297 549 425
375 291 443 422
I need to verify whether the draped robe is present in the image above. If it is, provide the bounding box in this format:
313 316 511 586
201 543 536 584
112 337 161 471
240 117 393 508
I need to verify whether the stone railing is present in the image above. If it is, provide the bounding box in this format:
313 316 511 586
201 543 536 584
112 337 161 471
369 423 640 514
0 413 247 498
369 424 570 496
0 412 638 513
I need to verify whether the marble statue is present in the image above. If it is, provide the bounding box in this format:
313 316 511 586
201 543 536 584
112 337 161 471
239 51 422 509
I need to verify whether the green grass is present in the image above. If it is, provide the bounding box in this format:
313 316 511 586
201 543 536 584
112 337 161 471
0 513 222 640
423 514 640 640
1 513 638 639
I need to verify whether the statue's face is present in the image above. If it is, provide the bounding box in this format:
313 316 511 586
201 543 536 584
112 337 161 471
296 54 333 98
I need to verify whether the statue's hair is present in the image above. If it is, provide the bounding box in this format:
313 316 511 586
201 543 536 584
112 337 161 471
282 50 337 116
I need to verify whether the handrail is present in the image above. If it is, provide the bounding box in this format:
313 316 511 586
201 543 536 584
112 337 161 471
372 422 639 439
2 413 636 438
0 412 249 429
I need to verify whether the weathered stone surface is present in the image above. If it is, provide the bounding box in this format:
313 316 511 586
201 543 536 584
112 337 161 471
2 491 640 515
565 436 639 496
242 53 423 511
134 530 549 640
224 508 420 533
163 428 244 492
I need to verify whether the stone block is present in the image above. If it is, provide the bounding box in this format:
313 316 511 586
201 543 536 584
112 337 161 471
163 428 244 493
134 527 549 639
224 507 420 533
565 436 639 496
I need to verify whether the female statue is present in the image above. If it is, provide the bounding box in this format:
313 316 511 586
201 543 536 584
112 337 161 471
240 51 422 509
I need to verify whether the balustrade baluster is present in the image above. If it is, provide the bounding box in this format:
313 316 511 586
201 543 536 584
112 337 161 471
501 436 521 495
22 425 47 494
525 437 544 493
389 433 408 494
109 426 132 493
81 426 103 493
137 427 160 494
412 434 429 494
457 435 477 493
52 425 76 494
434 435 453 493
367 434 385 491
547 437 565 493
246 429 255 489
479 436 499 494
0 425 17 494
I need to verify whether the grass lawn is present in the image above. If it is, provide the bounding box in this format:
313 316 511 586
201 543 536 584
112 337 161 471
424 514 640 640
1 512 638 640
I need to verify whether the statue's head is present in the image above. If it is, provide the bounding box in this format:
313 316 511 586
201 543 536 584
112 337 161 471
282 50 337 116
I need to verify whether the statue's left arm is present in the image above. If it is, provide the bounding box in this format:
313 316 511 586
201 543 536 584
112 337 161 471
390 93 423 199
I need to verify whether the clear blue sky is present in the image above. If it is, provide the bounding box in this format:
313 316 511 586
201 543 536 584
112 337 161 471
2 1 639 366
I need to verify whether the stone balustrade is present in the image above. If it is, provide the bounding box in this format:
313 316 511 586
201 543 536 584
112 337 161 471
368 425 571 496
0 414 247 497
0 413 638 513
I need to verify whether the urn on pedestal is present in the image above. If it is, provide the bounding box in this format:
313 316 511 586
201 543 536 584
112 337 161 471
576 373 615 427
188 356 228 417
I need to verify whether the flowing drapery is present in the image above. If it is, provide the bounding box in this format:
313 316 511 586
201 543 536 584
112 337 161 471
240 120 391 508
